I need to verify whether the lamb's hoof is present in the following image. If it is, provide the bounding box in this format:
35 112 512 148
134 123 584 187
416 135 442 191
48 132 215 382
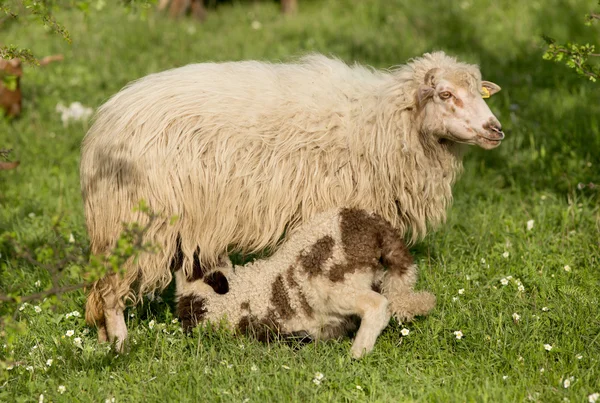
350 343 372 359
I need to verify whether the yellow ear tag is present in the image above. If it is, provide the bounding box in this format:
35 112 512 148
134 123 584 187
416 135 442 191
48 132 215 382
481 87 491 99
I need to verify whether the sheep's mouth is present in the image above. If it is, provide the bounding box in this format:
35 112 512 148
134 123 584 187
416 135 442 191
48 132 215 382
476 135 502 149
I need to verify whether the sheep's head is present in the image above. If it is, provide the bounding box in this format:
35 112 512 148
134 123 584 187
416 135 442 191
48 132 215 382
417 67 503 150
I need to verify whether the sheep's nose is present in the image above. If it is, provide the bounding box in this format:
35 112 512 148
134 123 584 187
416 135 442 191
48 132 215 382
485 120 505 140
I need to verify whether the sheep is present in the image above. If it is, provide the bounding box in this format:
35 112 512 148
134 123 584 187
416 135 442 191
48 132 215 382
176 208 435 358
81 51 503 350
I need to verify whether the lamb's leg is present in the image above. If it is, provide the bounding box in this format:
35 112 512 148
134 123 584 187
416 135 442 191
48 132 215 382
349 291 391 359
381 264 436 322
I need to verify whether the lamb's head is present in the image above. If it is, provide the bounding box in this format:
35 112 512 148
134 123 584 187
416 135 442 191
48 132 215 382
416 65 503 150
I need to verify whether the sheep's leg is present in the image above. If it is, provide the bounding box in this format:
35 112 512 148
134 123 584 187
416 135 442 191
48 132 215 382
89 274 128 352
381 264 436 322
349 291 391 359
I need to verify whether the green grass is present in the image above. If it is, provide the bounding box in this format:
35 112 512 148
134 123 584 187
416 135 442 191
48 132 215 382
1 0 600 401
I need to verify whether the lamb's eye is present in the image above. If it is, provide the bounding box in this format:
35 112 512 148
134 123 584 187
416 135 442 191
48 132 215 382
439 91 452 100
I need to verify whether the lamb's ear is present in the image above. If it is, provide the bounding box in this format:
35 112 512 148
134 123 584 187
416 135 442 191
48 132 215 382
481 81 501 98
417 85 435 106
424 67 441 87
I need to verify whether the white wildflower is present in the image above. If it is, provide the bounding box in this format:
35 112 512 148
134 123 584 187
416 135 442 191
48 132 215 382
312 372 324 385
500 278 509 286
517 356 524 362
540 368 545 373
502 251 510 258
82 328 90 335
19 302 29 311
68 233 75 243
480 258 486 264
506 275 513 280
563 265 571 272
453 330 463 340
542 307 549 312
65 330 74 337
251 20 262 30
46 359 53 367
544 344 553 351
518 284 525 292
281 365 290 370
148 320 155 329
71 311 80 317
527 220 534 231
57 385 66 394
512 313 521 322
171 319 178 324
356 385 363 390
74 337 83 348
130 313 135 318
34 306 42 313
588 392 600 403
458 289 465 295
401 328 410 336
250 364 258 372
576 354 583 360
452 296 459 302
39 394 44 403
563 377 574 388
56 102 93 127
28 212 36 218
35 280 41 287
26 366 34 372
105 398 116 403
503 375 508 380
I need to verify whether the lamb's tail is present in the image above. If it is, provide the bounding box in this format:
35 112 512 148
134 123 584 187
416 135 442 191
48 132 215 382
377 218 436 322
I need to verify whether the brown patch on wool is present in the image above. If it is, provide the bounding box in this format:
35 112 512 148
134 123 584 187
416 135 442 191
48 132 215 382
285 266 314 317
299 235 335 276
236 311 282 343
286 265 299 288
187 247 208 281
169 235 184 271
453 97 464 108
177 295 208 332
203 271 229 294
240 301 250 310
271 274 294 320
329 208 412 282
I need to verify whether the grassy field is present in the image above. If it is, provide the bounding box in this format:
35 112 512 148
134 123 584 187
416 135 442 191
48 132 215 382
1 0 600 401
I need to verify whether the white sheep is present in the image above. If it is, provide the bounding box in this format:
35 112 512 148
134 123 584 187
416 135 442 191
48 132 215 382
176 208 435 358
81 52 502 350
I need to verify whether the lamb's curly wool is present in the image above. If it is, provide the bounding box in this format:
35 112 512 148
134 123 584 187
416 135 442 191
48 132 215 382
175 208 436 358
81 52 500 349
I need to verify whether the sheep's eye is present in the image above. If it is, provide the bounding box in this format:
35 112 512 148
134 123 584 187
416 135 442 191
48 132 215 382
439 91 452 100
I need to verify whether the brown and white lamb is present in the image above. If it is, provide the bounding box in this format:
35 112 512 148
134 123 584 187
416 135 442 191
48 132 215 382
175 208 436 358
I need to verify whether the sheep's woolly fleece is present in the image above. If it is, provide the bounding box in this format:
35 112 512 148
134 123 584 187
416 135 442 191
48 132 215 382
81 52 482 311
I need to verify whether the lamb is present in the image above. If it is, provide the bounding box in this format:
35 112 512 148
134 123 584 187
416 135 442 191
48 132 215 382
81 52 503 350
176 208 436 358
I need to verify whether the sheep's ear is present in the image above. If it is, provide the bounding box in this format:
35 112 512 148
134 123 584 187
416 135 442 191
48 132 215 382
417 85 435 106
424 68 441 87
481 81 501 98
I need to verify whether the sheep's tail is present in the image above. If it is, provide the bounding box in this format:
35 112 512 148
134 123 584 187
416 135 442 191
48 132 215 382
378 219 436 322
85 285 105 327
